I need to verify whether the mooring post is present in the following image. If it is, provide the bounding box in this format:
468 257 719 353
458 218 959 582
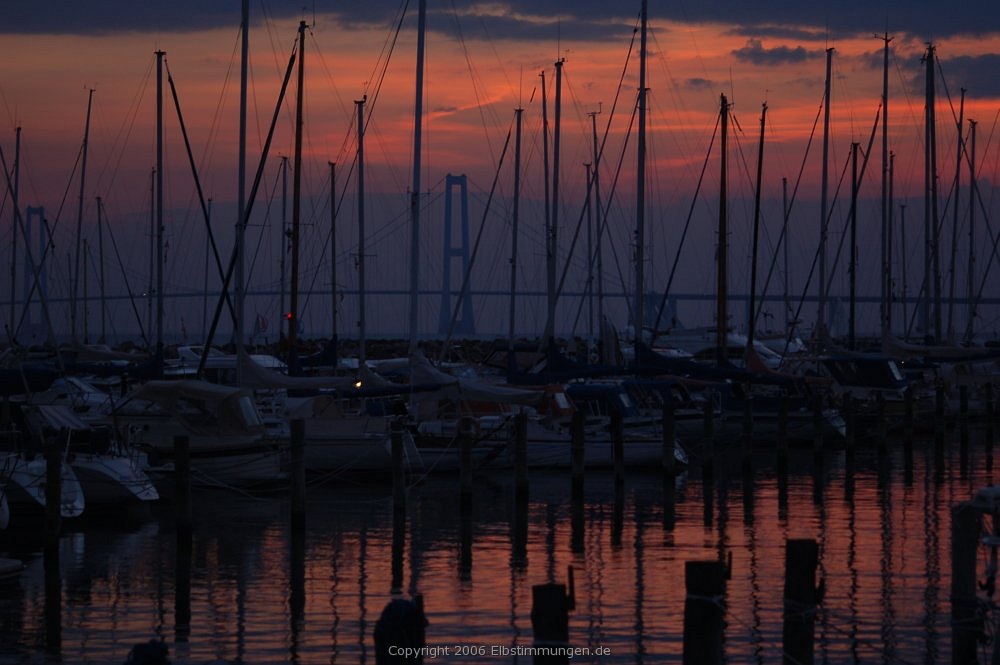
777 392 789 466
875 391 887 449
844 395 856 452
951 501 981 665
812 395 824 464
682 560 726 665
514 411 528 496
571 410 585 487
290 419 305 532
531 583 570 664
610 410 625 479
459 417 474 498
702 396 715 482
174 435 192 642
662 401 677 476
904 386 915 442
741 389 753 469
44 439 62 655
986 382 995 422
390 419 406 593
935 381 946 432
783 538 820 665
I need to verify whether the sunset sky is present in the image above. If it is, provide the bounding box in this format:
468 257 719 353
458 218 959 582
2 1 998 342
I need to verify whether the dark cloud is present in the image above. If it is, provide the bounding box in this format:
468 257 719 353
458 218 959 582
732 38 823 65
686 77 715 90
4 0 999 42
938 54 1000 98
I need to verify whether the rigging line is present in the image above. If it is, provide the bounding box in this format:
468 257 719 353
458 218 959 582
438 122 513 361
199 32 298 377
652 114 720 335
448 0 502 168
99 199 150 347
164 60 237 327
757 102 823 347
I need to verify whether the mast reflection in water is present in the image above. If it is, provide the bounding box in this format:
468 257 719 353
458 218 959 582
0 428 995 663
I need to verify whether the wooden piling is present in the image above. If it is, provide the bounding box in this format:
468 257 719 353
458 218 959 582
531 584 570 664
812 396 824 457
702 397 715 482
741 389 753 467
514 411 528 496
174 435 192 642
682 560 726 665
571 411 585 485
459 417 474 498
43 439 61 655
777 392 789 469
390 420 406 593
986 382 995 421
935 381 946 432
951 502 981 664
610 411 625 478
662 401 676 476
290 419 305 532
783 538 819 665
843 395 855 451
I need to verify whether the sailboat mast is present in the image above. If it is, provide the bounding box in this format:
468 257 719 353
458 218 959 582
155 51 165 372
880 33 891 339
147 167 154 345
329 160 338 364
236 0 249 364
356 96 367 368
818 47 833 340
849 141 859 350
279 155 288 340
716 93 729 366
72 88 94 344
287 20 306 369
634 0 648 358
924 43 940 341
590 111 604 328
408 0 426 350
540 70 551 344
782 177 790 333
947 89 965 341
748 102 766 350
548 58 564 345
508 107 523 360
887 152 895 334
965 119 977 343
97 196 106 344
8 126 19 339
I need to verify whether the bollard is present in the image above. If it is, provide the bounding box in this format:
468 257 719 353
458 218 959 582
290 419 305 532
531 583 570 664
951 502 981 664
682 560 726 665
702 396 715 481
459 417 474 498
571 411 585 485
390 420 406 593
610 411 625 478
173 435 192 643
514 412 528 496
662 401 677 476
44 439 61 655
777 392 789 463
783 539 821 665
741 389 753 468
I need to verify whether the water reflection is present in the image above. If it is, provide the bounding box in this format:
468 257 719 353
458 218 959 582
0 429 998 662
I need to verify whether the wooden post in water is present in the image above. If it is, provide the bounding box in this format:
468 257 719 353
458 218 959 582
459 417 475 498
682 560 726 665
290 419 305 532
514 411 528 496
777 392 789 462
610 410 625 479
986 382 995 421
741 389 753 469
844 395 856 452
570 410 585 553
783 538 820 665
904 387 915 442
174 435 192 642
44 439 62 655
390 420 406 593
935 381 946 432
531 583 570 664
812 395 824 459
875 392 887 453
702 396 715 481
951 501 981 664
662 401 676 476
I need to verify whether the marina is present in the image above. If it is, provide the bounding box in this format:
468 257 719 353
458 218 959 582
0 419 999 663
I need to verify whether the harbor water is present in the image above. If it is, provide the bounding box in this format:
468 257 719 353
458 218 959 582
1 425 998 663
